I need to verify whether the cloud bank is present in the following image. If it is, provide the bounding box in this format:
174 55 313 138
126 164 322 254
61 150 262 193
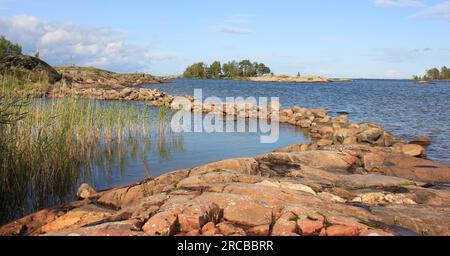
218 26 253 35
413 1 450 20
0 15 175 72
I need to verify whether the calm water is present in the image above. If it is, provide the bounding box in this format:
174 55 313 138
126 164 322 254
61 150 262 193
147 79 450 165
86 111 309 189
3 78 450 224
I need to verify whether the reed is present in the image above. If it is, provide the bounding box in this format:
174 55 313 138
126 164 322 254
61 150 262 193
0 94 162 223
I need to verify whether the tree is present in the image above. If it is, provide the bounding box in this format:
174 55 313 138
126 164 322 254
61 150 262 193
256 63 271 76
222 61 240 78
207 61 222 78
426 68 440 80
239 60 253 77
440 66 450 80
184 59 272 79
0 36 22 59
182 62 207 79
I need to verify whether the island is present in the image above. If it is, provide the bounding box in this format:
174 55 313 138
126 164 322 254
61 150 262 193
182 60 352 83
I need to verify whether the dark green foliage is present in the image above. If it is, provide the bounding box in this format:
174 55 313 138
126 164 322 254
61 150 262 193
207 61 222 78
415 66 450 81
182 62 208 79
0 36 22 59
183 59 271 79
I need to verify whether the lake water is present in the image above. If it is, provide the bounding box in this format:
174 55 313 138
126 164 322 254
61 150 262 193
3 78 450 224
147 78 450 165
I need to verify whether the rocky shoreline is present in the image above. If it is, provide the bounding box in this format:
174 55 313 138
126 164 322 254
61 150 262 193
2 57 450 236
248 75 353 83
1 95 450 236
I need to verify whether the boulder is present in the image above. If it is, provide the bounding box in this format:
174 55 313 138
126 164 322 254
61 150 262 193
311 109 327 118
400 144 426 158
292 106 302 114
357 128 384 145
177 203 221 232
410 136 431 146
142 211 179 236
297 219 324 236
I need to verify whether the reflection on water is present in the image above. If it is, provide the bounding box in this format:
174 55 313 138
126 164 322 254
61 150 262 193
147 79 450 164
1 100 308 224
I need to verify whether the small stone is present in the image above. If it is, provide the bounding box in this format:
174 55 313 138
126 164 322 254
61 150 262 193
76 183 97 200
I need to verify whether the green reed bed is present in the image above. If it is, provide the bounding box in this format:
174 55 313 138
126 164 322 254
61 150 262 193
0 94 158 223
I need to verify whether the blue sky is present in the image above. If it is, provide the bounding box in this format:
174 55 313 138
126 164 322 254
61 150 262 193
1 0 449 78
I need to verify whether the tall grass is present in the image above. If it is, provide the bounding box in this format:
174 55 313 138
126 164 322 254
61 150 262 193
0 95 166 224
0 74 186 224
1 71 52 95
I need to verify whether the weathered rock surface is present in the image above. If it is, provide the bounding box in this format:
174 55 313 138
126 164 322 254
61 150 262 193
1 91 450 237
2 146 450 236
56 66 166 89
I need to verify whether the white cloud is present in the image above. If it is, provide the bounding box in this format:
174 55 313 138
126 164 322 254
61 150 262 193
373 0 425 7
218 26 253 35
0 15 175 72
413 1 450 20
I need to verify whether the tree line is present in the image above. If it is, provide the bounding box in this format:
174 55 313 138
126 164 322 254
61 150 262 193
183 60 272 79
413 66 450 81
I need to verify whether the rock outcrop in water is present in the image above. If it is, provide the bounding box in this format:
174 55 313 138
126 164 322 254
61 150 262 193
2 100 449 236
247 75 353 83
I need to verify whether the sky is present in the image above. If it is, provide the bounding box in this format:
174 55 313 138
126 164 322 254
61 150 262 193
0 0 449 78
